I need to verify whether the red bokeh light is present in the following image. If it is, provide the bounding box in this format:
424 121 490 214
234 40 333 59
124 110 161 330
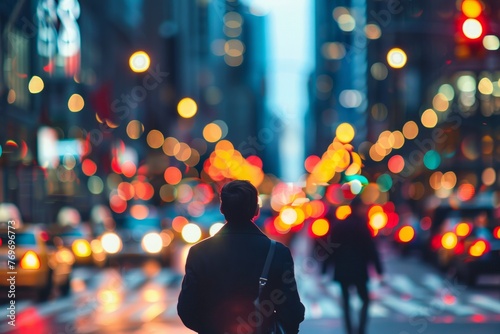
304 155 321 173
82 159 97 176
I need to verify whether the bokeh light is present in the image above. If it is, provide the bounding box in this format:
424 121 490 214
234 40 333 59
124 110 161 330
177 97 198 118
68 94 85 112
397 226 415 243
387 48 407 69
311 218 329 237
28 76 44 94
129 51 151 72
335 123 355 143
402 121 419 139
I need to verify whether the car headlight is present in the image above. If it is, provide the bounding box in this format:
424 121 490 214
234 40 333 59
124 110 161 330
72 239 92 257
101 232 122 254
141 232 163 254
20 250 41 270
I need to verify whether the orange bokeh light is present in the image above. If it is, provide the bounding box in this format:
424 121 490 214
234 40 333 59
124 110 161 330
164 166 182 185
397 226 415 243
311 218 330 237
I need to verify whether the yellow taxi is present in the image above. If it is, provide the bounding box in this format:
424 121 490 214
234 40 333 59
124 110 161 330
49 206 106 267
0 203 73 301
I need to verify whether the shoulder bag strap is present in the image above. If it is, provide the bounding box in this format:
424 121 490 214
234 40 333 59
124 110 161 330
256 240 276 334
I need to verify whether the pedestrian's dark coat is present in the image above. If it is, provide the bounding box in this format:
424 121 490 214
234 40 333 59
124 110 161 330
328 212 383 283
178 220 305 334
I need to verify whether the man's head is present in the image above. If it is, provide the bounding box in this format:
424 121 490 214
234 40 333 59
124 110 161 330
220 180 259 223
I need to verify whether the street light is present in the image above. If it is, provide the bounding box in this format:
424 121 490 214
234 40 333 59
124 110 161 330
129 51 151 73
386 48 407 69
462 18 483 40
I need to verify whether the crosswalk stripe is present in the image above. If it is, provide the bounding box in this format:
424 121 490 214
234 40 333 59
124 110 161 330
421 273 444 292
469 295 500 313
317 297 342 318
369 302 390 318
386 274 426 296
381 295 430 317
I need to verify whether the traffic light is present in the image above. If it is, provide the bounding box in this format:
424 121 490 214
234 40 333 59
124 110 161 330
455 0 488 58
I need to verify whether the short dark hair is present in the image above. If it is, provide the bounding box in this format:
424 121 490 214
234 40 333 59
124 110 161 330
220 180 258 222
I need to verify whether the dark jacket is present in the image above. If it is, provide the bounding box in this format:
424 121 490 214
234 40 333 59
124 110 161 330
327 213 383 284
177 220 305 334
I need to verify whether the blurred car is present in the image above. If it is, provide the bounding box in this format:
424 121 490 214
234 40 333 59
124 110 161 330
49 224 106 267
100 204 172 265
48 206 106 267
426 205 494 268
423 193 500 285
0 217 73 301
451 212 500 285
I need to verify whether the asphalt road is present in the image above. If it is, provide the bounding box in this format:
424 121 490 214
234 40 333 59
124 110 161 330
0 237 499 334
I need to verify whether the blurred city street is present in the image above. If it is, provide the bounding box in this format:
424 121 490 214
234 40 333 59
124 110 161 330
1 0 500 333
1 235 499 334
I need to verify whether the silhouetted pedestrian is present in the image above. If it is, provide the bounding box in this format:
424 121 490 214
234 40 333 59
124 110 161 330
324 197 383 334
178 180 305 334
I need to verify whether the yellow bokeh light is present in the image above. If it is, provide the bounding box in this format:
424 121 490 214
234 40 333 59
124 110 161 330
126 120 144 139
402 121 419 139
146 130 164 149
68 94 85 112
441 171 457 189
336 205 352 220
129 51 151 73
441 232 457 249
398 226 415 243
203 123 223 143
336 123 355 143
469 240 487 257
369 212 388 230
461 0 482 18
455 223 471 237
392 131 405 149
28 76 44 94
311 218 329 237
387 48 407 69
432 93 449 112
163 137 179 156
421 109 438 128
478 78 493 95
280 207 298 225
177 97 198 118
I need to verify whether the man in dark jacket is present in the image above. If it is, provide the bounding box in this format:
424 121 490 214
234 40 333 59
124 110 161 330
178 180 305 334
326 197 383 334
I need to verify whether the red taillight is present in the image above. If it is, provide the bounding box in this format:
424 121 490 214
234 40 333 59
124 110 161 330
468 239 489 257
20 251 41 270
40 231 50 242
454 241 465 255
494 226 500 240
431 234 442 250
